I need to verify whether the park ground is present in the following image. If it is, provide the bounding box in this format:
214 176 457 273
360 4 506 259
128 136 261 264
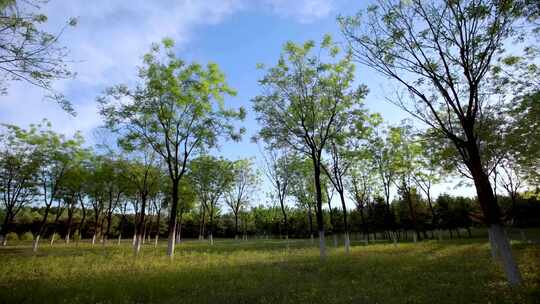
1 230 539 304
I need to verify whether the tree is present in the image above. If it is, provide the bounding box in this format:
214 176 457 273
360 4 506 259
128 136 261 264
322 109 375 253
190 155 234 245
259 146 292 239
0 125 39 245
289 156 317 241
99 155 125 245
253 35 368 258
86 155 107 246
121 151 160 255
98 39 245 257
9 121 83 251
151 190 166 247
367 124 401 236
413 134 444 238
58 150 90 244
341 0 528 284
0 0 77 113
347 150 378 242
392 124 425 241
225 159 259 239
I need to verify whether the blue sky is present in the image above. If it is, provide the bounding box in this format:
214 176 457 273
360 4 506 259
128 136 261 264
0 0 475 207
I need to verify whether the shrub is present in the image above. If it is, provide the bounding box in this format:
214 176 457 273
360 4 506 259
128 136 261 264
20 232 33 241
6 232 18 241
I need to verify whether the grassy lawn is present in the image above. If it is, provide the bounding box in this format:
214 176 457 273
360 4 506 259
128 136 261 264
0 235 539 304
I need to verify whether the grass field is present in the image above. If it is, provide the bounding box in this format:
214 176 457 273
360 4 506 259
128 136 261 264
1 233 539 304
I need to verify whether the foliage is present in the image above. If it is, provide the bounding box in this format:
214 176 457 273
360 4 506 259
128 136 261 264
0 0 77 113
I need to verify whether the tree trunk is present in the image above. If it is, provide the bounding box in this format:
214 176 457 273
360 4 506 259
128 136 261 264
209 211 214 246
32 235 40 252
307 205 314 242
466 144 522 286
77 197 86 245
176 220 182 244
33 202 52 252
311 154 325 259
199 206 206 240
135 193 147 256
338 190 349 254
279 197 288 240
489 224 522 285
318 230 326 258
359 206 369 243
154 210 161 248
65 208 74 244
167 180 179 258
234 212 239 240
1 212 12 246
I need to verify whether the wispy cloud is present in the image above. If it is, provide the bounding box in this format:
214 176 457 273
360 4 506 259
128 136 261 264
0 0 340 143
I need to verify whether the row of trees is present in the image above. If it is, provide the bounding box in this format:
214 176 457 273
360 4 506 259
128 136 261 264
4 184 539 243
1 0 538 287
0 119 259 254
253 0 539 286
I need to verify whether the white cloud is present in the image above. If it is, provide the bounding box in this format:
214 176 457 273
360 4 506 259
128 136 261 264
0 0 244 141
263 0 335 23
0 0 339 144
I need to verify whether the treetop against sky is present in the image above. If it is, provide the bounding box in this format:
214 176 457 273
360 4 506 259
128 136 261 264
0 0 480 200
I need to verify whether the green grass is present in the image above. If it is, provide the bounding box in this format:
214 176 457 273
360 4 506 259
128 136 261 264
0 235 539 304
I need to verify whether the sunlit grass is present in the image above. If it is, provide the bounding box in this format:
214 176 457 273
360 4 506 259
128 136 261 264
0 236 539 303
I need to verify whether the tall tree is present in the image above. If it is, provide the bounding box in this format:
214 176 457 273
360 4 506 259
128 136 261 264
322 110 375 253
347 151 378 242
0 125 39 245
253 35 368 258
190 155 234 245
225 159 259 239
367 124 401 237
10 121 83 251
98 39 245 257
259 146 292 239
121 151 160 255
340 0 529 284
392 124 425 241
289 156 317 241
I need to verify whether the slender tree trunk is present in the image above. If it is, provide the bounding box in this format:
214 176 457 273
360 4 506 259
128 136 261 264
359 206 369 243
135 193 147 256
32 202 52 252
338 190 350 254
92 210 100 247
279 197 288 240
209 210 214 245
307 204 314 242
234 212 239 240
65 207 74 244
199 206 206 240
312 159 326 259
1 212 12 246
176 210 183 244
167 180 179 258
77 198 86 245
154 210 161 248
33 202 52 252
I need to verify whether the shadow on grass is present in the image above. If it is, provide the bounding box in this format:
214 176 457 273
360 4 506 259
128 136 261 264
0 239 538 304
